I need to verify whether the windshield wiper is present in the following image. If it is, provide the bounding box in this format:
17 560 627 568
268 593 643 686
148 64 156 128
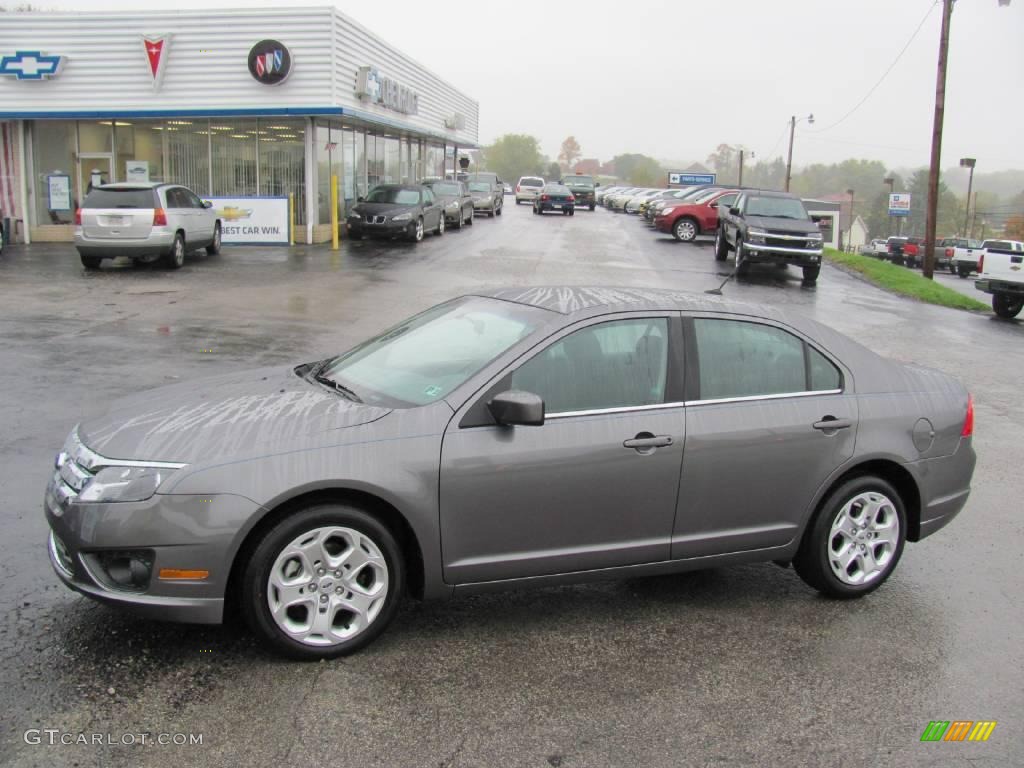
313 372 363 403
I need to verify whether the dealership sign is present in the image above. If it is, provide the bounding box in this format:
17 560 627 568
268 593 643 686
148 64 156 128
0 50 65 80
202 197 289 244
248 40 292 85
668 171 716 186
143 34 171 90
356 66 420 115
889 193 911 217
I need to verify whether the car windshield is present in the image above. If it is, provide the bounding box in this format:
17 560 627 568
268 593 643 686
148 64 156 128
692 189 723 204
564 176 594 186
83 188 156 208
365 187 420 205
319 298 540 407
545 185 570 194
468 182 491 192
984 241 1012 250
429 183 461 195
745 196 810 219
521 179 543 187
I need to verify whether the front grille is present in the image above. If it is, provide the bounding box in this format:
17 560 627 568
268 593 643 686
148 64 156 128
365 215 386 224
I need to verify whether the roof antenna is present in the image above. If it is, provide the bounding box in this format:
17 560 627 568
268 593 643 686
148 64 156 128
705 268 737 296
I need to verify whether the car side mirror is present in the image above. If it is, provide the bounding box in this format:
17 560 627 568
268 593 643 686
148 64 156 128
709 202 718 209
729 206 740 216
487 390 544 427
202 200 213 209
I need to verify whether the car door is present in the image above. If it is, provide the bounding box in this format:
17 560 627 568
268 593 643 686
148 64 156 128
723 193 745 246
421 188 438 228
440 313 686 584
671 315 857 559
705 192 737 232
165 187 194 241
185 189 214 242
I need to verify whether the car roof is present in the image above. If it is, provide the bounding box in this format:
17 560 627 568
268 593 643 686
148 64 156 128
739 189 800 199
95 182 165 190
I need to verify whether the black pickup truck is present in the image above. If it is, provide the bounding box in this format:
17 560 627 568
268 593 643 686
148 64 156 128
560 174 598 211
715 190 825 282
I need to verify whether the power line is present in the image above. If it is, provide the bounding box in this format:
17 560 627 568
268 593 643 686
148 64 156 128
812 1 938 134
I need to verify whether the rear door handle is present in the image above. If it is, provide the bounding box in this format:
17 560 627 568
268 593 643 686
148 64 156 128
813 417 852 431
623 435 673 449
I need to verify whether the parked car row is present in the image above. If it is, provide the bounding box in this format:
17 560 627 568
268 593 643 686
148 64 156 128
863 235 985 277
516 174 600 211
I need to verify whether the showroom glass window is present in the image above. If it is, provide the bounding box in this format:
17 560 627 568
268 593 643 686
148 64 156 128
210 119 256 198
259 118 304 224
116 122 165 185
165 119 210 195
31 121 76 225
511 318 669 414
693 319 841 399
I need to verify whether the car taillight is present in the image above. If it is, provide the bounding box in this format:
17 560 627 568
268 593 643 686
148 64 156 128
74 208 82 226
961 393 974 437
977 253 984 273
541 194 549 201
945 247 953 258
516 185 521 193
153 208 168 226
568 195 575 203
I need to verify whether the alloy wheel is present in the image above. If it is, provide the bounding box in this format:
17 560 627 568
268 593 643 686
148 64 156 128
266 526 390 647
827 492 900 586
674 219 696 242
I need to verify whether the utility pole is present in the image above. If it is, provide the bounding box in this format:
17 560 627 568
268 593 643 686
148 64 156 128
970 191 979 238
738 149 744 187
784 114 813 192
959 157 976 236
922 0 953 280
884 176 895 237
847 188 856 252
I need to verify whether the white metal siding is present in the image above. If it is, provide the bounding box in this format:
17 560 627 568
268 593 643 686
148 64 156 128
0 7 479 145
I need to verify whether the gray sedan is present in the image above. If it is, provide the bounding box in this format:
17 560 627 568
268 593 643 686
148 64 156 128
44 287 976 659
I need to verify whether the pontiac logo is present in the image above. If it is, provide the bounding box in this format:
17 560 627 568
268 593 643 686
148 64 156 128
248 40 291 85
143 35 171 90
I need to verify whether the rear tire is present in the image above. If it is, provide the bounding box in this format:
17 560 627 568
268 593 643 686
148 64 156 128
568 209 575 216
589 204 595 211
164 233 185 269
802 265 821 282
714 229 729 261
241 503 405 660
80 254 102 270
496 203 502 216
465 210 474 226
957 264 971 278
206 223 222 256
993 293 1024 319
793 476 906 598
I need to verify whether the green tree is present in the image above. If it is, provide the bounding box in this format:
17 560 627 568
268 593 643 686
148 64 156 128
612 154 664 187
482 134 545 184
746 158 787 190
706 144 739 185
904 169 961 237
546 161 562 181
558 136 582 171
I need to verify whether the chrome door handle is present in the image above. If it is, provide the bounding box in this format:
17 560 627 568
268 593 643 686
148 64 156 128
623 435 673 449
813 417 852 431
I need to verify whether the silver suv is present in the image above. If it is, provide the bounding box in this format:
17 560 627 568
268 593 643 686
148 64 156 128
74 183 221 270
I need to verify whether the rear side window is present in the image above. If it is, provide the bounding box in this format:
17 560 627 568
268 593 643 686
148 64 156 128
82 188 156 209
694 319 841 400
521 178 543 187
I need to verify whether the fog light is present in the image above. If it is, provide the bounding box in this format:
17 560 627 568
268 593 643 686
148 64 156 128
88 550 154 592
158 568 210 581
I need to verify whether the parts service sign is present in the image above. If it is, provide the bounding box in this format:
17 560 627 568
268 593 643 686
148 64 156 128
203 197 289 244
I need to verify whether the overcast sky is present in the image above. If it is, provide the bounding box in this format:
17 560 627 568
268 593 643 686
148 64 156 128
53 0 1024 172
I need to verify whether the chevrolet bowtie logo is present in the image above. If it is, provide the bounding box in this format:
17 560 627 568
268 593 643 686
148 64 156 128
0 50 64 80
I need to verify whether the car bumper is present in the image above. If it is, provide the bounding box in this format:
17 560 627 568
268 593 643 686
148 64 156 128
536 203 575 212
515 194 539 202
653 217 673 233
74 230 175 258
43 472 264 624
347 220 412 238
911 438 976 541
472 202 495 212
744 243 823 265
974 278 1024 296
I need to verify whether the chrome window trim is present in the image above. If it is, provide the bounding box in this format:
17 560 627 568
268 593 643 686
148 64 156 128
546 401 686 420
685 389 842 407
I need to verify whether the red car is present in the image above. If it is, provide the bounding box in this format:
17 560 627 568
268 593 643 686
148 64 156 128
902 237 925 268
655 189 740 242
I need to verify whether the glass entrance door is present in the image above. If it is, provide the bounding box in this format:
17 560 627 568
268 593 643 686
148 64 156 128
77 154 113 203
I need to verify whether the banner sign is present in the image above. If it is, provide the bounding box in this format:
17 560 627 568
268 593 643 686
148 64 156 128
668 171 716 187
201 196 289 244
46 174 71 211
889 193 911 217
125 160 149 183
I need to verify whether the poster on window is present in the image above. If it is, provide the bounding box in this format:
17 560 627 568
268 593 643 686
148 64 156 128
200 196 289 244
47 174 71 211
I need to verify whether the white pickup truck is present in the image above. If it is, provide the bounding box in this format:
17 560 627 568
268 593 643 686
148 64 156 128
945 238 985 278
975 239 1024 318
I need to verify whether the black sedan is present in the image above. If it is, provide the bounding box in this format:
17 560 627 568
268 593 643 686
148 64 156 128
422 180 474 230
533 183 576 216
346 185 445 242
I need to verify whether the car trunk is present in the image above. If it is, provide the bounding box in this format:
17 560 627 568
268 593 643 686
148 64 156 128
81 187 159 239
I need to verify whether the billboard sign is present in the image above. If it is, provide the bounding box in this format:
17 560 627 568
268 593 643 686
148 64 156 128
889 193 911 217
668 171 716 187
201 196 289 244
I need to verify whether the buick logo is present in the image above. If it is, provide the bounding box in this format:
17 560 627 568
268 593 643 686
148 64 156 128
248 39 291 85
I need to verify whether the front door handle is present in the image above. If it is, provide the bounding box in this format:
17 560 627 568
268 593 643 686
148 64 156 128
813 417 852 432
623 434 673 450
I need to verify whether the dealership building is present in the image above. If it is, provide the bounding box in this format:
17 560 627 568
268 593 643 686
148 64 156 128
0 7 479 244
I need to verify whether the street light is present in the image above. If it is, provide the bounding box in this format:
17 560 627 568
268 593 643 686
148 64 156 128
784 113 814 192
959 157 976 237
847 188 856 252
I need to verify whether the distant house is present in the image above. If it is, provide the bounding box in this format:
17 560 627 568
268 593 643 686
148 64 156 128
819 193 869 250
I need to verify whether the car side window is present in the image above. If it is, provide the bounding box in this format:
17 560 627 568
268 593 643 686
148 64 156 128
716 193 737 208
186 191 204 209
510 318 669 414
694 319 808 399
164 188 181 208
422 189 434 205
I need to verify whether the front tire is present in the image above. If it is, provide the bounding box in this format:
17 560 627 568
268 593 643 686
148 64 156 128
206 223 222 256
672 217 698 242
242 504 404 660
734 237 749 275
80 254 102 270
409 218 424 242
714 229 728 261
465 209 474 226
793 476 906 598
993 293 1024 319
802 265 821 282
164 233 185 269
435 215 445 236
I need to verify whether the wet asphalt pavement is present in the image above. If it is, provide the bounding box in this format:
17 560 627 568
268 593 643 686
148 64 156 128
1 203 1022 767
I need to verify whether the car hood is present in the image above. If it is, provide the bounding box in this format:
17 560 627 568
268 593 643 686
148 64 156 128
470 191 491 200
352 202 416 217
78 365 391 465
434 193 460 206
745 215 819 234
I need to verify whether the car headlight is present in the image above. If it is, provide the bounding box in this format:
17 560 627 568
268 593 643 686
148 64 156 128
447 202 459 210
391 212 412 222
747 227 767 244
79 466 170 503
806 232 823 241
662 207 675 216
347 213 361 220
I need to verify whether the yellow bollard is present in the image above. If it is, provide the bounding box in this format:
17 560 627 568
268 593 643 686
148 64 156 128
289 193 296 245
331 175 339 250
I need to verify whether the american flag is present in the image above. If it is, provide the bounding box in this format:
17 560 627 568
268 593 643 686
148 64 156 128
0 121 20 220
